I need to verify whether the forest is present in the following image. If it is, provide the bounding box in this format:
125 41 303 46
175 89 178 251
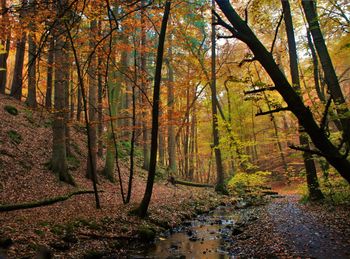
0 0 349 258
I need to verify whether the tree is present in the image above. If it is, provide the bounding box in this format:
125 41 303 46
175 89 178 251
10 0 26 100
281 0 324 200
166 36 177 173
302 0 350 148
211 0 225 193
137 1 171 218
45 36 55 109
51 0 74 186
140 0 150 171
214 0 350 183
26 0 37 108
87 20 98 179
0 0 10 94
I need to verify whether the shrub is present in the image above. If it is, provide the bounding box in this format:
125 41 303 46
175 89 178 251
228 171 271 197
7 130 22 144
4 105 18 116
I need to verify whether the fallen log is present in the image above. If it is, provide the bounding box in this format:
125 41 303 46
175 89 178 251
167 177 214 188
0 190 99 212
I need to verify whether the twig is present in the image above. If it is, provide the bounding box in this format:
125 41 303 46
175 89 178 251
270 12 284 53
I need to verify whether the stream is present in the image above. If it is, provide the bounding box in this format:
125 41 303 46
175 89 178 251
128 203 258 258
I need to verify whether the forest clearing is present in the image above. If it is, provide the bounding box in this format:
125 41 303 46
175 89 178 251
0 0 350 258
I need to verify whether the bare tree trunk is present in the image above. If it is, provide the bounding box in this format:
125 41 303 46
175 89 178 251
184 85 190 178
302 0 350 147
27 0 37 108
211 0 225 192
189 92 196 180
97 55 103 157
10 33 26 100
158 123 166 166
125 53 138 204
77 81 82 121
137 1 171 218
0 0 10 94
141 0 150 171
65 59 71 156
51 20 74 185
166 38 177 173
87 20 98 179
282 0 323 200
46 36 54 109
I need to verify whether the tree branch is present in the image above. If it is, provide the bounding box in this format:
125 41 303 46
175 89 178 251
255 107 289 116
244 86 276 95
270 12 284 53
289 144 324 156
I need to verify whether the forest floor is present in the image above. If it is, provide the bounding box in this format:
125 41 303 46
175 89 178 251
228 194 350 258
0 94 225 258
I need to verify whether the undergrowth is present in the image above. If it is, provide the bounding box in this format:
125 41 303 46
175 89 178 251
300 168 350 205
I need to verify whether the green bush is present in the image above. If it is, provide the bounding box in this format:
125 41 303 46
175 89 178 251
4 105 18 116
7 130 22 144
228 171 271 197
67 155 80 171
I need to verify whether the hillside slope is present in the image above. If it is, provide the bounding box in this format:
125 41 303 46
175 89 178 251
0 94 220 258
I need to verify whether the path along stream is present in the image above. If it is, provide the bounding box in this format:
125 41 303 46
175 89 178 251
128 195 350 258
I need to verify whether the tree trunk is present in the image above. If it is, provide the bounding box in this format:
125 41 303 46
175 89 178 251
126 59 137 203
65 56 71 156
184 85 190 178
0 0 10 94
302 0 350 147
137 1 171 218
103 62 120 182
87 20 98 179
306 30 325 103
282 0 323 200
77 81 82 121
97 55 103 157
211 0 225 193
46 36 54 109
158 124 166 166
189 93 196 180
141 0 150 171
26 0 37 108
166 38 177 173
51 25 74 185
10 33 26 100
215 0 350 183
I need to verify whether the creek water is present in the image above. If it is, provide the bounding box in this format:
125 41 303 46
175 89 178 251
128 204 256 259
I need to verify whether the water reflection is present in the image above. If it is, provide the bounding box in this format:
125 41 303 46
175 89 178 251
129 206 247 259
